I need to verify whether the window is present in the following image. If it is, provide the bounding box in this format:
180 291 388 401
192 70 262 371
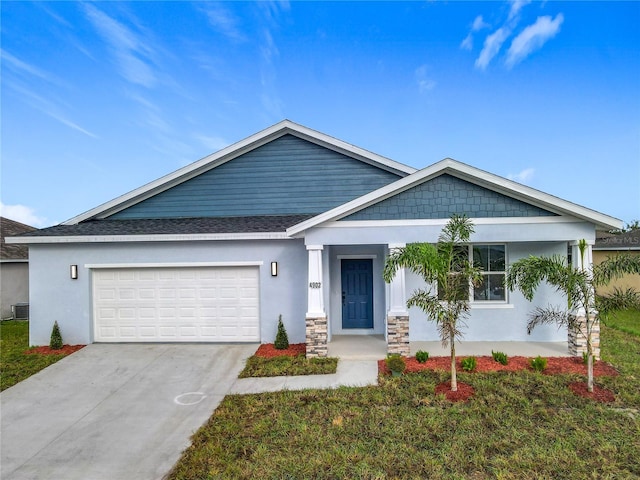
472 245 506 301
436 244 507 302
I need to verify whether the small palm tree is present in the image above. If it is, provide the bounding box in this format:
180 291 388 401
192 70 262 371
506 240 640 392
383 214 482 391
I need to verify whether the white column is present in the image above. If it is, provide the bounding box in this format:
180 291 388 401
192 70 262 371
306 245 325 317
387 243 408 316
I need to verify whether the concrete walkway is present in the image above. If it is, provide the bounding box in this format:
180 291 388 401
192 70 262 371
229 359 379 394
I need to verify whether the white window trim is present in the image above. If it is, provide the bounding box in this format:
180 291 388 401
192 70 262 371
469 243 508 304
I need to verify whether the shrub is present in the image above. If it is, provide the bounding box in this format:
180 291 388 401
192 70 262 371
274 315 289 350
50 321 63 350
415 350 429 363
596 287 640 314
530 356 547 372
385 354 406 375
492 350 508 365
582 351 589 365
461 356 477 372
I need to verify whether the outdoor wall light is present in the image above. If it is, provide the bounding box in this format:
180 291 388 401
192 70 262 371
271 261 278 277
70 265 78 280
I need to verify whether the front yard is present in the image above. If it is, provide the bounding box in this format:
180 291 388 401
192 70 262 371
0 321 78 391
169 312 640 479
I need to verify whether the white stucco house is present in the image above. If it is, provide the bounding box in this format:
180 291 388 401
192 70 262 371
8 120 622 356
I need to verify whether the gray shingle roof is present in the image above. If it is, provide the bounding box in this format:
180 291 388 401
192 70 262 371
18 215 314 237
1 217 36 259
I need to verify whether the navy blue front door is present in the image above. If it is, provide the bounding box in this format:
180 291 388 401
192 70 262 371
341 259 373 329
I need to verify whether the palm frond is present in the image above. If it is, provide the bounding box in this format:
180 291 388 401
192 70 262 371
526 306 570 335
593 253 640 287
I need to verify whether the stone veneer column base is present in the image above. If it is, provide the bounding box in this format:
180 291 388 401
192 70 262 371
568 313 600 360
305 316 328 358
387 314 410 356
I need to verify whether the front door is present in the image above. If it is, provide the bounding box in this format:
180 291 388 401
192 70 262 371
341 259 373 329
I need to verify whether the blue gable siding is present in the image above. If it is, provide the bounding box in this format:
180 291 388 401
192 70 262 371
342 174 557 220
110 135 403 219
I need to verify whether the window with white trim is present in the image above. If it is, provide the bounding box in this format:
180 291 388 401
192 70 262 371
472 244 506 301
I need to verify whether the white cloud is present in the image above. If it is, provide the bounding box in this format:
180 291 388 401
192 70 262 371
200 3 246 42
460 34 473 51
475 27 510 70
508 168 535 183
472 15 490 31
460 15 490 51
83 4 157 87
0 202 49 228
506 14 564 68
508 0 531 21
193 134 229 152
415 65 436 92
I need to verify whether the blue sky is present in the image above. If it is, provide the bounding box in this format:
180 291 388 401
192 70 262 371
2 1 638 228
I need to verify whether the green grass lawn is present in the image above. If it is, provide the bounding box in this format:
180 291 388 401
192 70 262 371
239 355 338 377
602 308 640 336
169 317 640 479
0 321 70 391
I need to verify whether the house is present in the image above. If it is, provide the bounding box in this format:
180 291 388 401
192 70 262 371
593 229 640 296
1 217 36 319
8 120 622 357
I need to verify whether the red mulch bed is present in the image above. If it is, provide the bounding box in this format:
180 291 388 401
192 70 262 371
378 355 619 377
379 355 619 403
25 345 85 355
569 382 616 403
435 381 475 402
255 343 306 358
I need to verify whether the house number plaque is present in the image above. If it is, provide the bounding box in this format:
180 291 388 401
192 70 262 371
309 282 322 289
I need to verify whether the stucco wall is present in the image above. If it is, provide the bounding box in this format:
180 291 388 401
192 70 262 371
28 239 308 346
0 262 30 319
405 241 569 342
593 250 640 295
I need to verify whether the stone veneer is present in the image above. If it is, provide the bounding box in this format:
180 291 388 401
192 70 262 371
387 315 410 356
305 316 328 358
568 312 600 360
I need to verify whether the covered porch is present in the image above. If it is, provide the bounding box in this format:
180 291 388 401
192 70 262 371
327 334 570 360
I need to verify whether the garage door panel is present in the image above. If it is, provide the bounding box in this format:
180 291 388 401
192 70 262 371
93 266 259 342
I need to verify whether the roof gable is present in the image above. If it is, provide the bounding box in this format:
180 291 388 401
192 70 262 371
109 134 403 219
342 173 556 221
65 120 415 224
288 158 622 235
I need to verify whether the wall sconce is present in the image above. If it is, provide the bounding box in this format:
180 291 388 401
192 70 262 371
70 265 78 280
270 262 278 277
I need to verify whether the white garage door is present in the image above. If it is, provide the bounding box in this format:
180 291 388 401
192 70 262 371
93 266 259 342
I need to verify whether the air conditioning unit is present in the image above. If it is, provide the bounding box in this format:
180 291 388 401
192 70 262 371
12 303 29 320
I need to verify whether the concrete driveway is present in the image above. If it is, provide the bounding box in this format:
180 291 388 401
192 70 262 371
1 343 256 480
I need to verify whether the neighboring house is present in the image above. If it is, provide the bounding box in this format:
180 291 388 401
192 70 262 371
8 120 622 356
593 229 640 296
1 217 36 319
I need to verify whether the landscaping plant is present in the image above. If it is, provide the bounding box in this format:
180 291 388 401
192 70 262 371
415 350 429 363
50 321 63 350
530 356 547 372
274 314 289 350
492 350 508 365
385 354 406 376
461 356 477 372
383 214 482 391
506 240 640 392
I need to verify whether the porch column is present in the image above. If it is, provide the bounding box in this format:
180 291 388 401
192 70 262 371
568 240 599 359
305 245 327 358
387 243 410 356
